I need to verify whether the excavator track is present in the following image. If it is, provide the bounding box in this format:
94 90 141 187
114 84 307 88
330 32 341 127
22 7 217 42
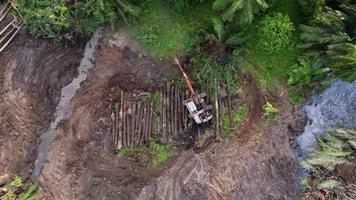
0 1 23 53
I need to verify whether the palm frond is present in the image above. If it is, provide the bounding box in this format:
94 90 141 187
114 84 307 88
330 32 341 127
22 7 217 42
213 0 234 11
222 0 243 22
212 17 224 40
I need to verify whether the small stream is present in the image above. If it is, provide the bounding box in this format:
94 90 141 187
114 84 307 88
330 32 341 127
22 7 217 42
293 80 356 159
31 29 103 179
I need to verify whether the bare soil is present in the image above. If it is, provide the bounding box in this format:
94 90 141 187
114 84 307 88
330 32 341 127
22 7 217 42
0 31 83 179
1 28 302 200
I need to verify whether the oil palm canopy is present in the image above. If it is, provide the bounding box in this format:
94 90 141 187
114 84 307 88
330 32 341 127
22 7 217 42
213 0 268 25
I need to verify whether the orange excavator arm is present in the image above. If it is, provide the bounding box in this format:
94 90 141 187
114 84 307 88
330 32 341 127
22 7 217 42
174 58 196 96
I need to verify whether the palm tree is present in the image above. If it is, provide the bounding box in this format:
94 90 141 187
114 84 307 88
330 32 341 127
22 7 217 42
299 8 356 81
213 0 268 25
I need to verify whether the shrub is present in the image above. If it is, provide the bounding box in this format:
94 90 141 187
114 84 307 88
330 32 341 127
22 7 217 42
287 58 322 87
262 102 279 121
257 12 295 53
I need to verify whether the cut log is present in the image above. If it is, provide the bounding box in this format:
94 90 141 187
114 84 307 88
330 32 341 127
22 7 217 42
122 99 127 148
148 103 154 141
177 87 182 137
226 85 233 129
162 84 167 143
158 87 163 139
168 83 173 142
215 80 222 141
117 90 124 150
114 102 118 149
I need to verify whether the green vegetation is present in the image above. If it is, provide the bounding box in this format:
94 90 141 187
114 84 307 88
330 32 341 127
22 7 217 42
168 0 204 12
130 0 212 58
288 59 322 88
213 0 268 25
285 2 356 94
298 0 325 21
221 104 247 135
2 176 39 200
262 102 279 121
13 0 139 42
242 3 299 89
256 13 295 53
16 0 354 91
301 128 356 199
119 137 175 167
190 54 240 93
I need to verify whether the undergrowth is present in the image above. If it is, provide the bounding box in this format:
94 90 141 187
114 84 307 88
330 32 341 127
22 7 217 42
13 0 139 42
130 0 213 58
301 128 356 200
262 102 279 121
221 104 247 136
119 137 175 167
189 53 241 93
1 176 39 200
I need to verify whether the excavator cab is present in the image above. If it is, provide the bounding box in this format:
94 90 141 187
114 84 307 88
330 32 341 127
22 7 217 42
183 93 213 124
175 58 213 125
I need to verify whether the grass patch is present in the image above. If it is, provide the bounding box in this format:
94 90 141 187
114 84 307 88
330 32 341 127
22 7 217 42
118 138 175 167
221 104 247 136
130 0 214 58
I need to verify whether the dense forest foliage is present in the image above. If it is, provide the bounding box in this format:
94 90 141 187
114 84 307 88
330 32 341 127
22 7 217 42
12 0 356 102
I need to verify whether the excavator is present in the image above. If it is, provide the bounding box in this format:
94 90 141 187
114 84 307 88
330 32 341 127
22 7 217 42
0 1 23 53
174 58 213 125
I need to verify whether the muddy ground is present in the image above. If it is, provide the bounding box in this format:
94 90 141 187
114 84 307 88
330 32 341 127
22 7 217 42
1 28 302 200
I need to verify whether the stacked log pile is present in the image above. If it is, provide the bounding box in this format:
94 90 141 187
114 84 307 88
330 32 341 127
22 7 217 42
111 81 242 150
111 83 194 150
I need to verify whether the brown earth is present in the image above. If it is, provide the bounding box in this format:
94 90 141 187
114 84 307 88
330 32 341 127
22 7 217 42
0 31 84 179
148 75 300 200
1 28 301 200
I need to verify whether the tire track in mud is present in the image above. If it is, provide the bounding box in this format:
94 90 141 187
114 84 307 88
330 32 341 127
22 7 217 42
0 32 84 178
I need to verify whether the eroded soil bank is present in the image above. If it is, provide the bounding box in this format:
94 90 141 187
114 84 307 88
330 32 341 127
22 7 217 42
1 28 302 199
0 32 84 179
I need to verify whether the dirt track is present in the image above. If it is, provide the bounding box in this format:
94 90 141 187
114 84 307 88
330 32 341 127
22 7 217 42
0 28 300 199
